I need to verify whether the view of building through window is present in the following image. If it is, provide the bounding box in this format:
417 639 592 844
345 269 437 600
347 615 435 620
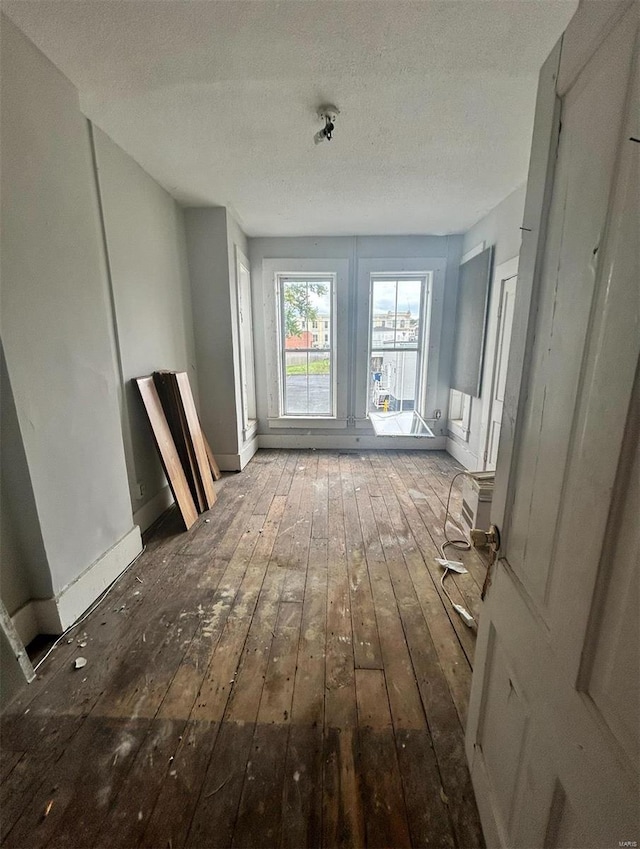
279 277 333 415
369 277 425 413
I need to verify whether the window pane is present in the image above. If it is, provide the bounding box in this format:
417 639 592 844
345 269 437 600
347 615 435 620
282 279 331 351
396 280 422 345
371 280 397 350
282 281 311 349
310 284 331 349
284 350 332 415
369 350 418 413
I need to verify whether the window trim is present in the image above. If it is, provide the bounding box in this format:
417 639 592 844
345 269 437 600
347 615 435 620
368 274 427 415
354 257 447 428
263 258 350 428
448 389 472 441
277 273 336 418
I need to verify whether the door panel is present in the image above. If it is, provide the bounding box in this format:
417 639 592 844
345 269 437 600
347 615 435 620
584 427 639 763
467 5 639 847
486 276 516 470
506 13 636 605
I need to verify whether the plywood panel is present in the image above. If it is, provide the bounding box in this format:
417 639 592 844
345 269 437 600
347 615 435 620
136 375 198 529
172 371 217 509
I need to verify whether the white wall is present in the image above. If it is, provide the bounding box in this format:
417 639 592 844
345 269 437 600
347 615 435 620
1 17 138 612
447 184 527 468
250 235 463 449
91 128 198 529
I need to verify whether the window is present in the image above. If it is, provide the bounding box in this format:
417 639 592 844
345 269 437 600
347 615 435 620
369 277 425 413
278 276 334 416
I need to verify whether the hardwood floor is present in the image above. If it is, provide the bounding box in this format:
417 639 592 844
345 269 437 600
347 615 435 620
1 450 485 849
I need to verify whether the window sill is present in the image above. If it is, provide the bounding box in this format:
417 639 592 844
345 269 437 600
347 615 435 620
268 416 347 429
448 419 470 441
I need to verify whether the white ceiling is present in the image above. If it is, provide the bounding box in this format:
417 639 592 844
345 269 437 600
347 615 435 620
3 0 577 237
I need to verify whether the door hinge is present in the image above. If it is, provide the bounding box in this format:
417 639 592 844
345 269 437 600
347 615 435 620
470 524 501 552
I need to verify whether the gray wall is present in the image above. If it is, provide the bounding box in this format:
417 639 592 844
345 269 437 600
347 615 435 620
448 183 527 466
462 184 527 267
1 17 134 596
184 207 249 465
249 235 463 442
0 348 51 616
92 128 198 521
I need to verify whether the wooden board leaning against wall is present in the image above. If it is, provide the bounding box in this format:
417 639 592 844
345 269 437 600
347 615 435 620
136 371 220 531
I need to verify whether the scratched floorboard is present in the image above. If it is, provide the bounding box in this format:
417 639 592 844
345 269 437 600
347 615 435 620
0 449 484 849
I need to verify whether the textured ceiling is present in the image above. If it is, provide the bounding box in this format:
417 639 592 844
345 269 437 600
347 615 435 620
3 0 577 236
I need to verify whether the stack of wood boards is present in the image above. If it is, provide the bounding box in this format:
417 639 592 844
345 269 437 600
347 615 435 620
136 371 221 530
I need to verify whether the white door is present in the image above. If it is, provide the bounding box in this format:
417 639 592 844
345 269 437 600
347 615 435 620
466 4 639 848
235 247 257 436
481 260 518 471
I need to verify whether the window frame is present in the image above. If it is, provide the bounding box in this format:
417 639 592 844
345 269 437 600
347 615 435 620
263 258 349 429
277 273 336 418
368 274 428 415
354 257 447 430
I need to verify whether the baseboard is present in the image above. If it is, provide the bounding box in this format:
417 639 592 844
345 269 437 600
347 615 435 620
239 436 259 470
11 597 62 644
133 485 175 533
446 436 479 470
55 525 142 631
257 434 447 451
214 452 243 471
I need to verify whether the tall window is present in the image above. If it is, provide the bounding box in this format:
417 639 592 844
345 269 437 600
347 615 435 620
278 276 334 416
369 277 425 413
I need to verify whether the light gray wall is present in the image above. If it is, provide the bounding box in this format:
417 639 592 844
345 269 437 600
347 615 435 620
1 347 51 616
184 208 240 460
462 183 527 266
92 128 198 520
249 234 463 442
448 183 527 466
1 17 134 597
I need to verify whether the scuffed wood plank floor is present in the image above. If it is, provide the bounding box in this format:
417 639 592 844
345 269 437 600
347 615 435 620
1 450 485 849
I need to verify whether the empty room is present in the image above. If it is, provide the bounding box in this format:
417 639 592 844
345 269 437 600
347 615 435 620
0 1 637 848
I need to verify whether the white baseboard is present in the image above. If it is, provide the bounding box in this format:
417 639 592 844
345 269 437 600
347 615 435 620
258 434 447 451
239 436 259 469
446 436 479 470
55 525 142 631
133 485 175 533
11 597 62 644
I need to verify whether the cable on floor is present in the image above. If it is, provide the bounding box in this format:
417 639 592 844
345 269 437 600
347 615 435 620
438 471 475 627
